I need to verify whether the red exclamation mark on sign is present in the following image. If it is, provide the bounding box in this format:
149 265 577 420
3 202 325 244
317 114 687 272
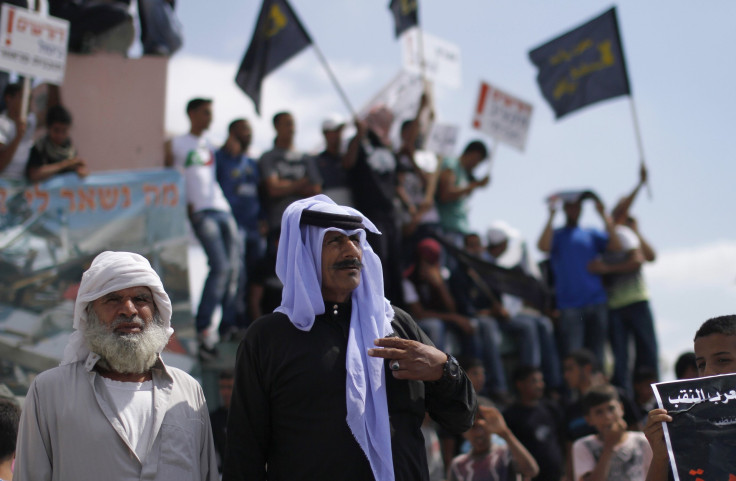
473 82 489 129
5 9 13 46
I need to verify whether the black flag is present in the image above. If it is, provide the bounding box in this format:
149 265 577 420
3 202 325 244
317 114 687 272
235 0 312 114
529 7 631 119
388 0 418 38
434 235 551 312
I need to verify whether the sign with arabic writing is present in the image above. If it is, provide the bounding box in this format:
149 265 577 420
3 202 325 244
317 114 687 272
652 373 736 481
0 170 195 386
401 27 461 89
0 4 69 84
472 81 533 152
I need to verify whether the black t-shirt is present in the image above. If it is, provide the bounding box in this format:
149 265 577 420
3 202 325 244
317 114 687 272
504 401 565 481
314 150 350 191
350 130 397 219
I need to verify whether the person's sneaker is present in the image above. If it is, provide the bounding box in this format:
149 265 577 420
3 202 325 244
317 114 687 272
198 342 219 363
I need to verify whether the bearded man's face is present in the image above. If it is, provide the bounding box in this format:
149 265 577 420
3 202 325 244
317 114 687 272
84 286 169 374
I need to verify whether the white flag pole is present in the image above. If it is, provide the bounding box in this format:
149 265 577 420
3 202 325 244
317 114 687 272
629 96 651 198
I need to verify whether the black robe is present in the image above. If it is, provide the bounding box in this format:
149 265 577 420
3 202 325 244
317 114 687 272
223 302 476 480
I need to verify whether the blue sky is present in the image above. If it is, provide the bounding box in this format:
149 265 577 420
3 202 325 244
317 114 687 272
167 1 736 378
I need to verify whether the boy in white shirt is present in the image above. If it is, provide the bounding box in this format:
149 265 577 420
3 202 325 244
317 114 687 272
573 384 651 481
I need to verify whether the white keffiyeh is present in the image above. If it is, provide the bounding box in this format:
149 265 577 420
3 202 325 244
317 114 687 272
61 251 173 366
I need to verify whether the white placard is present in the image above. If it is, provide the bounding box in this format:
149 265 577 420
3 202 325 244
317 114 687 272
0 4 69 84
425 123 459 158
358 70 424 122
401 27 461 89
358 70 426 147
472 81 533 152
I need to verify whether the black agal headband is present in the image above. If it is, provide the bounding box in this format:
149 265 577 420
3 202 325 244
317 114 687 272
300 210 365 231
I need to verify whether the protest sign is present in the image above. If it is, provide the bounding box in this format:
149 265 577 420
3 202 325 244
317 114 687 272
652 373 736 481
358 70 424 121
0 4 69 84
401 27 461 89
0 170 193 381
425 123 459 158
472 81 533 152
358 70 425 146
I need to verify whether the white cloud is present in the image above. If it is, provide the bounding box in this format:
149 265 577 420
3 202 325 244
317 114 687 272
644 240 736 379
645 239 736 289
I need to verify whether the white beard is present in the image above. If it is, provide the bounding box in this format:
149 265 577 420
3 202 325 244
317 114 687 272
84 307 170 375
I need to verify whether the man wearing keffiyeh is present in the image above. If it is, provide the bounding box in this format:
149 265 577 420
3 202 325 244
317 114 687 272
223 195 476 481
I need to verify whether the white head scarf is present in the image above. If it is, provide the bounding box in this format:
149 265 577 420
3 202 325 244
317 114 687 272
61 251 173 366
275 195 395 481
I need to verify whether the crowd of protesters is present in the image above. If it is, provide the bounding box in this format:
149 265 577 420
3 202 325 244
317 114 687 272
0 83 684 480
0 79 678 478
151 92 680 480
0 3 728 477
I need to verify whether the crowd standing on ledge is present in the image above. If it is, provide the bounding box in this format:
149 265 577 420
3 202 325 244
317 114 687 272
2 91 709 481
158 93 668 480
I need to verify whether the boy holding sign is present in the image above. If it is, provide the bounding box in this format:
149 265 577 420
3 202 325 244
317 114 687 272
644 315 736 481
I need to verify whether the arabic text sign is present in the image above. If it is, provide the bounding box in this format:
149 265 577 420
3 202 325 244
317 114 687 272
0 4 69 84
357 70 425 146
472 81 533 152
401 27 461 89
0 170 191 369
652 373 736 481
425 123 459 158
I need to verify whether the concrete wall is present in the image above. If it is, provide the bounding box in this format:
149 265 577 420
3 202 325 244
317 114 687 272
60 53 167 172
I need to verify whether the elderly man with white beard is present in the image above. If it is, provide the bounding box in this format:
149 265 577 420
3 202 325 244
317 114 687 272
14 251 218 481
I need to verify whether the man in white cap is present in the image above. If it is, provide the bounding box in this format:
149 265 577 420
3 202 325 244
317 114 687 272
223 195 476 481
484 222 562 392
314 113 354 206
14 251 218 481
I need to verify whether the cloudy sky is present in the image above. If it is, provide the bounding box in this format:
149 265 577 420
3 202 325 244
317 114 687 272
165 1 736 378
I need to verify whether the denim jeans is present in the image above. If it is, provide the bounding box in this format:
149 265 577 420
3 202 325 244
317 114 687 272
137 0 183 55
500 313 562 389
557 302 608 364
191 209 240 336
609 300 659 396
236 227 266 327
474 316 509 395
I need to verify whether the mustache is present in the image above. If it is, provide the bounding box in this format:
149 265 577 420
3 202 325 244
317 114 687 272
111 315 146 331
331 259 363 270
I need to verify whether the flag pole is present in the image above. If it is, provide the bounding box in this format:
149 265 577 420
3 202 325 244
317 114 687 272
310 41 356 117
20 0 40 122
416 26 427 81
628 96 651 198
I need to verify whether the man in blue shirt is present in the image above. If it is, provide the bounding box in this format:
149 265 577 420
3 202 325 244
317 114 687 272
537 191 621 363
215 118 264 328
